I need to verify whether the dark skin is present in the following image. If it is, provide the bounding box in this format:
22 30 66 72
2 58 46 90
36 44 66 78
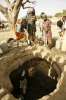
27 67 36 77
62 16 66 22
9 66 36 98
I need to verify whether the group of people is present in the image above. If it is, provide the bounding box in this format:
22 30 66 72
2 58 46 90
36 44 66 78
15 8 36 45
36 13 66 50
9 9 66 100
15 8 66 50
15 8 53 47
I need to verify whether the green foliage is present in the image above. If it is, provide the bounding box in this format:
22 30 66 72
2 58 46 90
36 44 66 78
55 12 62 17
55 9 66 17
63 10 66 16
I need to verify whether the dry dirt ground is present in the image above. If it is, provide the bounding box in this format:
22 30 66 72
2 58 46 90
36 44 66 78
1 18 66 100
0 45 66 100
0 31 16 42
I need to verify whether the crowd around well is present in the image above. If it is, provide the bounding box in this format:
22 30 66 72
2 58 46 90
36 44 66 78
9 8 66 100
15 8 66 50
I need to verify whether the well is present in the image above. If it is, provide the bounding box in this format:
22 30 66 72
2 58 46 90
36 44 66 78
0 45 65 100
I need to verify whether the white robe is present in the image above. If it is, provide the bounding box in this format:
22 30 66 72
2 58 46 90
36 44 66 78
56 30 66 52
61 31 66 51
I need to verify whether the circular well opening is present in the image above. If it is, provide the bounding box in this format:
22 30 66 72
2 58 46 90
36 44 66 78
9 57 60 100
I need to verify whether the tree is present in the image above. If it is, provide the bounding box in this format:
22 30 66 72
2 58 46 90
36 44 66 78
0 0 35 33
63 9 66 16
55 12 62 17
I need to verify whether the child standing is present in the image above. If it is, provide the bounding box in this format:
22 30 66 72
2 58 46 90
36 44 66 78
42 15 52 47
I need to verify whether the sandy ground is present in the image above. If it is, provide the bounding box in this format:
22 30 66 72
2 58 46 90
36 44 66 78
0 31 16 42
